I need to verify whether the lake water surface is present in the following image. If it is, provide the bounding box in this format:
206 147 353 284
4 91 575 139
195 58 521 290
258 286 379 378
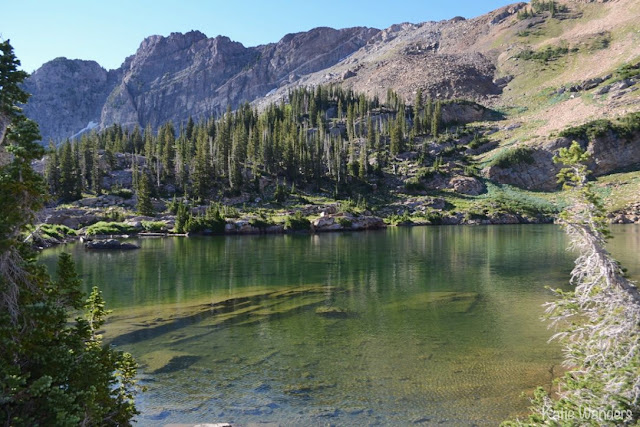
40 225 640 425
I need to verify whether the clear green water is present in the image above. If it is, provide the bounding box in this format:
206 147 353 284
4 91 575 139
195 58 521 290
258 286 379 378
39 225 640 426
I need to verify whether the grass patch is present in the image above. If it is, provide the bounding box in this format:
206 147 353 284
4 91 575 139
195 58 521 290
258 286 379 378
39 224 77 240
516 45 575 63
85 221 137 236
559 112 640 141
489 147 536 168
141 221 167 232
284 211 311 231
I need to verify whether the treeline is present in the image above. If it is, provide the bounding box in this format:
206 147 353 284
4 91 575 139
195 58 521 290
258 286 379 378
44 85 448 203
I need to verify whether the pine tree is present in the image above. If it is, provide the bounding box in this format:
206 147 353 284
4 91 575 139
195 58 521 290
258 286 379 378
509 142 640 425
44 140 60 197
390 115 404 156
58 141 81 201
0 40 139 425
358 139 368 179
414 88 423 135
91 139 102 195
431 100 442 138
136 170 154 216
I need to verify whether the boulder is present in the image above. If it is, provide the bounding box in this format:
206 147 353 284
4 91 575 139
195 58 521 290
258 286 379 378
350 216 386 230
450 176 485 195
84 239 139 250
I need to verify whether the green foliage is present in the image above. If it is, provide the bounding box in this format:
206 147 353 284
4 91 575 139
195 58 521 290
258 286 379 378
185 203 226 234
136 171 154 216
284 211 311 231
468 134 489 149
174 200 189 233
490 147 535 169
0 255 140 425
273 182 290 203
589 33 611 51
249 216 273 230
559 112 640 142
38 224 77 240
404 176 425 192
0 42 140 424
615 60 640 81
85 221 137 236
508 143 640 425
516 45 571 62
141 221 167 232
386 211 413 225
337 217 353 228
108 186 133 199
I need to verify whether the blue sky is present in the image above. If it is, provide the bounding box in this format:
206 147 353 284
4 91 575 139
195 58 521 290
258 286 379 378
2 0 518 72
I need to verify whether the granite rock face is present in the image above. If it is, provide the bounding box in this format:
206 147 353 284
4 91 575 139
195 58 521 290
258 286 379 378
24 28 378 142
22 58 120 143
485 130 640 191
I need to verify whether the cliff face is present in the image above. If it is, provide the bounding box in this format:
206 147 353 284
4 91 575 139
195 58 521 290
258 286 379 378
25 27 379 142
22 58 119 142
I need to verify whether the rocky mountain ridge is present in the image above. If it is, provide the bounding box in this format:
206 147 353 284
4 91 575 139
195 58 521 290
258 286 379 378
21 0 640 202
23 27 379 142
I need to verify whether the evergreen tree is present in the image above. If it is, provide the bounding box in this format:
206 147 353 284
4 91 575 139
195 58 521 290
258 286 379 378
58 141 81 201
44 140 60 197
414 88 423 135
136 170 154 216
508 142 640 425
0 40 139 425
390 116 404 156
358 139 368 179
431 100 442 138
91 139 102 195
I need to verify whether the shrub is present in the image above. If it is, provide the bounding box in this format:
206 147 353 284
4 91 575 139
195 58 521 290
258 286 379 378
39 224 77 240
405 177 425 192
186 203 226 234
108 187 133 199
516 45 570 62
490 147 535 169
141 221 167 232
284 211 310 231
249 217 272 230
559 112 640 142
337 217 353 228
273 182 289 203
85 221 137 236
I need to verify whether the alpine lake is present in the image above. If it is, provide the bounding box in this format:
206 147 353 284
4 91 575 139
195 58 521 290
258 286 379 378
39 224 640 426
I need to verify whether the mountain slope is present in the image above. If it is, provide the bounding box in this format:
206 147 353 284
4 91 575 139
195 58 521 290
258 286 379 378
24 27 378 142
22 0 640 145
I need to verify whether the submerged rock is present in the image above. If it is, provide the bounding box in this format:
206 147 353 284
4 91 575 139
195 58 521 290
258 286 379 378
315 306 351 318
140 350 200 374
84 239 139 250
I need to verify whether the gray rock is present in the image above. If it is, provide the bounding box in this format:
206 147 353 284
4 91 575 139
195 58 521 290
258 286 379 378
25 28 379 142
84 239 139 250
450 176 485 195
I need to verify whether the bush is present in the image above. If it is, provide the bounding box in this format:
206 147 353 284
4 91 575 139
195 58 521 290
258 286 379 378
108 187 133 199
405 177 425 192
85 221 137 236
249 217 273 230
141 221 167 232
559 112 640 142
273 182 289 203
490 147 535 169
516 45 570 62
337 217 353 228
39 224 77 240
186 203 226 234
284 211 310 231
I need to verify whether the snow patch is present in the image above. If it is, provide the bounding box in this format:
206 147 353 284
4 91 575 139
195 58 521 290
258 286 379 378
70 121 99 140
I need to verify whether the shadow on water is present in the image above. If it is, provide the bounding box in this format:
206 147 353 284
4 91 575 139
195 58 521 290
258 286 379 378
110 286 338 346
